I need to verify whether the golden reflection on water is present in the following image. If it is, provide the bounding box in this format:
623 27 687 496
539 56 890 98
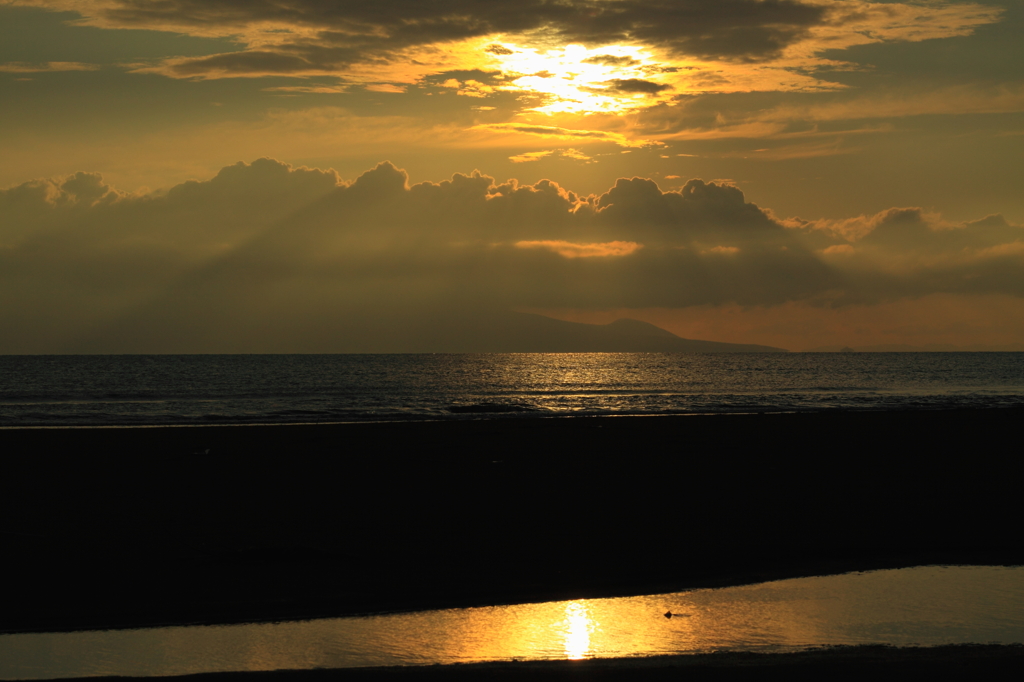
562 601 592 659
3 567 1024 680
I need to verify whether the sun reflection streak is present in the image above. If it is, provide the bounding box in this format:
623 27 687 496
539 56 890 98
562 600 593 660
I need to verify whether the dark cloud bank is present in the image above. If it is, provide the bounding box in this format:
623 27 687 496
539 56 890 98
85 0 827 76
1 158 1022 352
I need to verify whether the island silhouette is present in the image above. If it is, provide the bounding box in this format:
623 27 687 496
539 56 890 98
404 311 787 353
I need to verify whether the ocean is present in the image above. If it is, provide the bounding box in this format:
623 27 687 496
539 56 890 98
2 352 1023 427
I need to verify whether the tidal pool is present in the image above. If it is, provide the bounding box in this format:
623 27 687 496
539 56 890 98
3 565 1023 679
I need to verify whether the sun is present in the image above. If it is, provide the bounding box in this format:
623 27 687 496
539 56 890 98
485 42 676 115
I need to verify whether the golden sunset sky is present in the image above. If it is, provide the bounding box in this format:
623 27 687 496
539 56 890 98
2 0 1022 351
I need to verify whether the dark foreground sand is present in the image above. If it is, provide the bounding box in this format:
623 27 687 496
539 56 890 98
2 410 1023 675
61 646 1024 681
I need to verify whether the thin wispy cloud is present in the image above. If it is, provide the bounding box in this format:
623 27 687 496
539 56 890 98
0 61 101 72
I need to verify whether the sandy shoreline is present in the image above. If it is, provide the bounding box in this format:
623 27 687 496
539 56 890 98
37 646 1024 680
2 409 1023 635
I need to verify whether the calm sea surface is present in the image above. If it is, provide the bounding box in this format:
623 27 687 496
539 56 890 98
2 566 1023 679
2 353 1023 427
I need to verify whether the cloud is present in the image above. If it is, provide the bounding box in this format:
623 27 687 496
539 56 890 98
443 79 495 98
263 85 349 94
364 83 406 93
788 206 1024 301
766 84 1024 122
12 0 829 61
508 151 553 163
702 245 740 255
644 84 1024 145
475 123 646 147
820 244 855 256
0 61 101 73
7 1 1002 111
725 140 860 160
508 148 593 163
605 78 671 95
583 55 642 68
516 240 642 258
2 157 1022 351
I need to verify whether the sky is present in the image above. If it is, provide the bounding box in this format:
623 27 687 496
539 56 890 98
1 0 1023 352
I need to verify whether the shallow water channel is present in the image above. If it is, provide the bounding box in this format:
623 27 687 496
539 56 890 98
3 566 1023 679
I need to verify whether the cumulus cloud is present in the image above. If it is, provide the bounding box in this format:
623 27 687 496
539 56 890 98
788 207 1024 302
0 159 343 349
1 157 1022 351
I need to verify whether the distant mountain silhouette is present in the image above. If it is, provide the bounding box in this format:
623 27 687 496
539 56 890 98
805 342 1024 352
427 312 787 353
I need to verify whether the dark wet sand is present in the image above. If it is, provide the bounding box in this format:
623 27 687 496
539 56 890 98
61 645 1024 681
2 410 1023 675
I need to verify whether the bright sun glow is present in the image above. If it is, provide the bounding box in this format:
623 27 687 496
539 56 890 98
487 43 674 114
563 600 593 659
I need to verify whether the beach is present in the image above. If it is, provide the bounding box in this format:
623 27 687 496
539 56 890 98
60 645 1024 681
3 409 1022 631
2 409 1023 676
